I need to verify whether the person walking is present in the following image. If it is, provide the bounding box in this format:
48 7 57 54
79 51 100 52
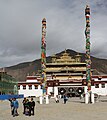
13 98 19 117
55 95 59 103
63 94 68 104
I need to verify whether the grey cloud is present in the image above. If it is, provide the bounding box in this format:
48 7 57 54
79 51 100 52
0 0 107 67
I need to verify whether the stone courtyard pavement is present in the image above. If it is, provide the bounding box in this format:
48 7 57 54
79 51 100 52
0 97 107 120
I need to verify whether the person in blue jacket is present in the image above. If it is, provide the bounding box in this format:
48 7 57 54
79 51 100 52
13 98 19 117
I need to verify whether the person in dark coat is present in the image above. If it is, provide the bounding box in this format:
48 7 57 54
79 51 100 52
63 94 68 104
30 98 35 115
9 98 14 115
22 97 27 114
24 99 30 116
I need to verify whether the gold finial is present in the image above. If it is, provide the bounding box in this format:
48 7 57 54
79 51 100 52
52 54 56 57
42 18 46 22
42 18 46 28
86 5 89 7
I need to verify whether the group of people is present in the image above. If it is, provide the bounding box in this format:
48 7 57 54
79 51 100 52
55 94 68 104
9 94 68 117
22 97 35 116
9 97 35 117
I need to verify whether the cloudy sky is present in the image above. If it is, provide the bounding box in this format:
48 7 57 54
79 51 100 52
0 0 107 67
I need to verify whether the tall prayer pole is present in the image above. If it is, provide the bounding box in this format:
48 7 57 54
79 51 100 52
85 5 91 93
41 18 47 95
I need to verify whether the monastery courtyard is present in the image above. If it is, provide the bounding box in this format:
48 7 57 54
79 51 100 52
0 97 107 120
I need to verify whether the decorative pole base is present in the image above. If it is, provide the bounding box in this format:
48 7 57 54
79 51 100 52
39 95 49 104
39 96 43 104
46 95 49 104
84 86 94 104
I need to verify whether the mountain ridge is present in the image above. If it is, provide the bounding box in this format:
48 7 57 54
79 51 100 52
1 49 107 81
